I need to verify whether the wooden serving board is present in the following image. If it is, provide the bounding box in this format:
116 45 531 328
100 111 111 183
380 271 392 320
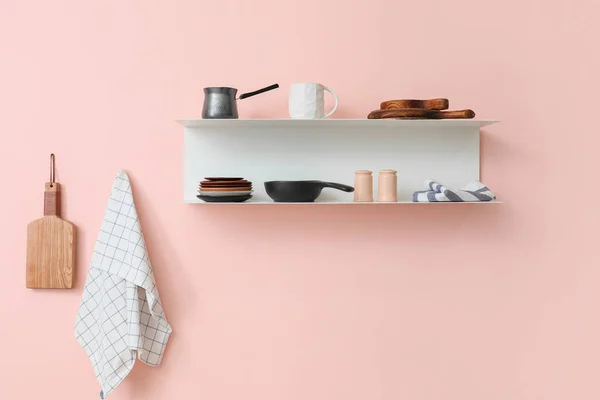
26 182 76 289
367 108 475 120
380 98 449 110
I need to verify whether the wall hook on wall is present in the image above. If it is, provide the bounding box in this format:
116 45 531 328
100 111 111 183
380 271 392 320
49 153 55 187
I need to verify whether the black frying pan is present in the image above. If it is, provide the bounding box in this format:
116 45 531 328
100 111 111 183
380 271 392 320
264 180 354 202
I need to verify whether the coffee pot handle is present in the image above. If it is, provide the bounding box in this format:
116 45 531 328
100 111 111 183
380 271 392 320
238 84 280 100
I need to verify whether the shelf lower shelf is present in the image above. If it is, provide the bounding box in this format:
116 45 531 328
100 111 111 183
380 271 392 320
184 200 502 205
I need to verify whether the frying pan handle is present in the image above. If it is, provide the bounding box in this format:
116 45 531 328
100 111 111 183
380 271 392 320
320 182 355 192
239 84 280 100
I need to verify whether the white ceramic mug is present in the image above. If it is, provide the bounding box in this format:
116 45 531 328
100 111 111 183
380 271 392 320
289 83 339 119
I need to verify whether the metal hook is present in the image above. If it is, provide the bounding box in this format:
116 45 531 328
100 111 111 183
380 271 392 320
50 153 55 187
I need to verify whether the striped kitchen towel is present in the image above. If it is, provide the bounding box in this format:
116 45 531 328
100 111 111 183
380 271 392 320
413 180 495 202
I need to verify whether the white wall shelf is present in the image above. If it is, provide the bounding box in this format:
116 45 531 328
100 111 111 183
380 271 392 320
183 200 502 205
176 118 499 204
176 118 498 130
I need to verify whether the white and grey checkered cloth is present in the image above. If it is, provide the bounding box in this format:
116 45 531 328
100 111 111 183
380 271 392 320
75 170 172 398
413 179 496 202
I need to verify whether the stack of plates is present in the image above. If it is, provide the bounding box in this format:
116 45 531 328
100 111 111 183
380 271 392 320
197 177 253 203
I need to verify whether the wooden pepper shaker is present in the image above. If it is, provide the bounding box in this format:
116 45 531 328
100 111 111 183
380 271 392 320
353 170 373 202
377 169 398 202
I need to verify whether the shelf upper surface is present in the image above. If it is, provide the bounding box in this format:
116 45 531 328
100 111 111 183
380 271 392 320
176 118 499 129
183 200 502 205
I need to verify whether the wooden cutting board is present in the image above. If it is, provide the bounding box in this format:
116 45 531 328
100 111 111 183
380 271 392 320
367 108 475 119
26 181 76 289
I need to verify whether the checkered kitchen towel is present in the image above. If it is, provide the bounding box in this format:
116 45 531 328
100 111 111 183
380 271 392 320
413 179 496 202
75 170 172 398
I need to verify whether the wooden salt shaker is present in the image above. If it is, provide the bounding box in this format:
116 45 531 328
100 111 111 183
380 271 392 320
353 170 373 202
377 169 397 202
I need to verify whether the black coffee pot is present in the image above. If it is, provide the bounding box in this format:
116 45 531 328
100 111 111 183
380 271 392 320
202 84 279 119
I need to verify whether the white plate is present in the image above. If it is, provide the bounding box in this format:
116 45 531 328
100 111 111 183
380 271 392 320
198 190 254 197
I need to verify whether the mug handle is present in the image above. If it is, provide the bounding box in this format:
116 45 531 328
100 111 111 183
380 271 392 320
322 86 339 119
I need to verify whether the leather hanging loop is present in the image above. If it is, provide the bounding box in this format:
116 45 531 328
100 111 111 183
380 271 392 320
44 154 60 216
50 153 55 187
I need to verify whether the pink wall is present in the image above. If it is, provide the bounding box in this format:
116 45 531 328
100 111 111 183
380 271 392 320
1 0 599 399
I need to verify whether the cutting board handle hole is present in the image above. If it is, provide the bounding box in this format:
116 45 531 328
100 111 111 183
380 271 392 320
50 154 55 185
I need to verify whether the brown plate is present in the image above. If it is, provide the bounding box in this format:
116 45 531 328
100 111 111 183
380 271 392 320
200 184 252 189
199 187 253 191
198 187 253 192
200 182 252 187
200 180 251 187
204 177 244 181
197 194 253 203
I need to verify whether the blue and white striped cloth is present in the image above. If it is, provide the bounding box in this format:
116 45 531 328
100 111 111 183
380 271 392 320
413 180 495 202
